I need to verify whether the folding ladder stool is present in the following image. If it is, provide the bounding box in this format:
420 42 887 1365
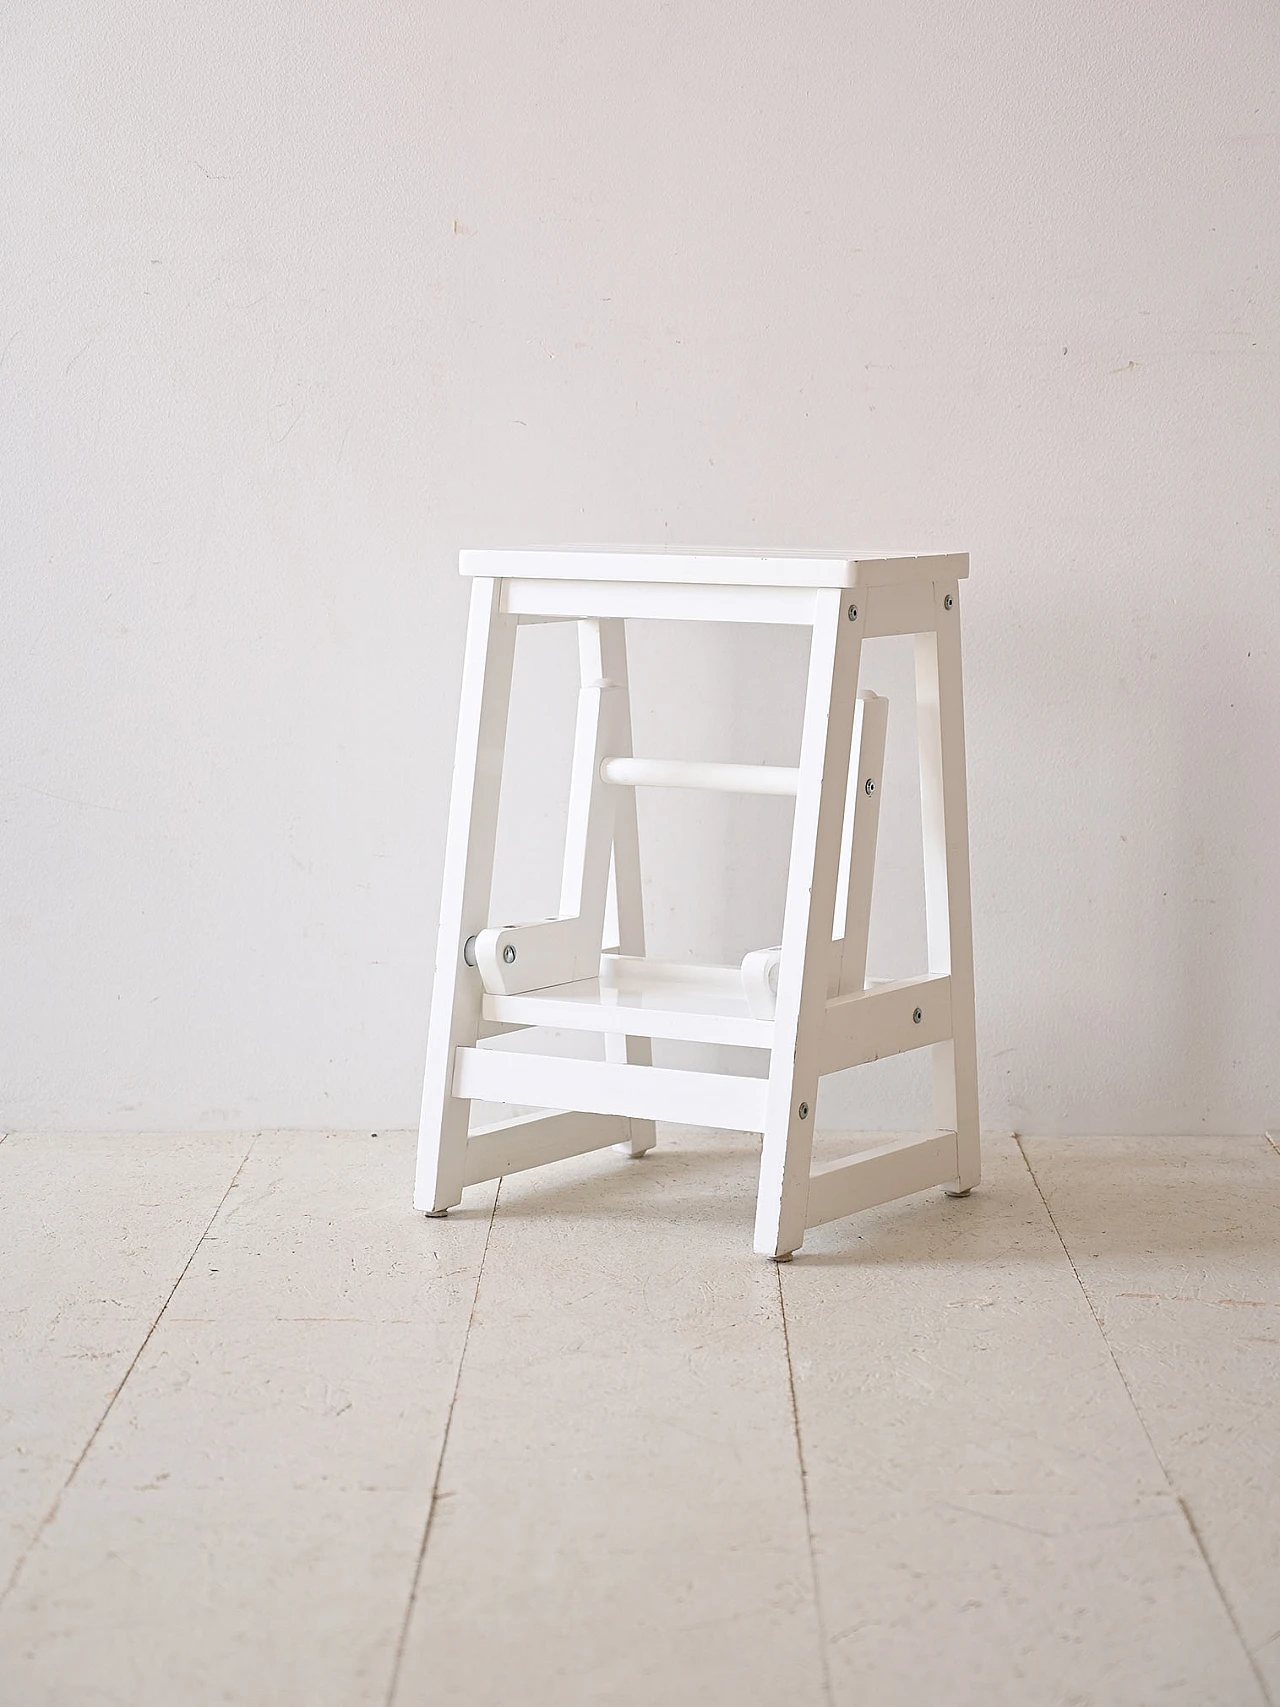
415 548 979 1259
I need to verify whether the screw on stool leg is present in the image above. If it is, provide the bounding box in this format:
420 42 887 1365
424 1208 449 1218
943 1186 972 1198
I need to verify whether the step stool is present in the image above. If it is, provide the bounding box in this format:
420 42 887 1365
415 549 979 1258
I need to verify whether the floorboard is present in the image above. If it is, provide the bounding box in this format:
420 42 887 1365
783 1131 1267 1706
0 1133 497 1707
0 1132 247 1599
1023 1133 1280 1704
0 1130 1275 1707
392 1127 827 1707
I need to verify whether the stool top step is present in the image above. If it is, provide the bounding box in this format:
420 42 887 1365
460 547 967 589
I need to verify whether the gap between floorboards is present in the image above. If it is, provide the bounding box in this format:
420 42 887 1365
1014 1133 1275 1707
383 1179 504 1707
0 1133 258 1613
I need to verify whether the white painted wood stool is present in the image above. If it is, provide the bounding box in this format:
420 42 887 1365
415 549 979 1258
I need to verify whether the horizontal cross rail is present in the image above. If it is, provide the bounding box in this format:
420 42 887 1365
454 1046 769 1131
463 1109 629 1186
806 1131 960 1227
600 757 799 796
820 975 952 1075
500 578 819 626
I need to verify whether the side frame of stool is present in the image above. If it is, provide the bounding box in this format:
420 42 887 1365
752 576 980 1257
414 581 654 1219
414 562 980 1259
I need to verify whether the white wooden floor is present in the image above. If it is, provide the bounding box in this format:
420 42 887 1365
1 1128 1277 1707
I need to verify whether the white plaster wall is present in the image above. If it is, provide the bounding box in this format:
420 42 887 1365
2 2 1277 1134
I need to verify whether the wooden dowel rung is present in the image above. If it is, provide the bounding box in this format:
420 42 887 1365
600 757 799 796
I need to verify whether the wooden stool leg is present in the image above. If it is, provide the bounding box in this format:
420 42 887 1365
597 618 657 1158
754 590 863 1258
915 579 981 1195
469 619 620 994
831 690 888 997
414 577 517 1214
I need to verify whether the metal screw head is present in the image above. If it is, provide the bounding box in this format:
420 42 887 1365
502 944 517 964
864 777 876 795
912 1006 923 1024
943 593 954 610
797 1102 809 1120
847 603 858 622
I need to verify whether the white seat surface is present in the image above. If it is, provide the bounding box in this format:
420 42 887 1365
461 547 967 589
479 954 911 1052
480 956 773 1049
